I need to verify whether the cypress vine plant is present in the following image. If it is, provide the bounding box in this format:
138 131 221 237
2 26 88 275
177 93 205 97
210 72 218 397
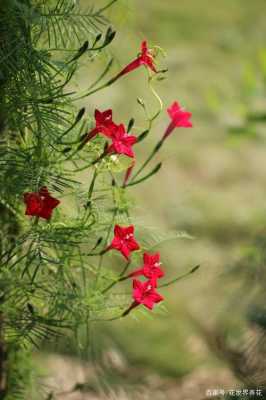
0 0 196 398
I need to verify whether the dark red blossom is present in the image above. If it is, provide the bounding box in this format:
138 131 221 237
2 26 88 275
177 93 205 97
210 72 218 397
107 124 137 158
116 41 157 80
132 279 164 310
128 252 164 287
163 101 192 140
24 186 60 220
84 109 117 143
107 224 140 260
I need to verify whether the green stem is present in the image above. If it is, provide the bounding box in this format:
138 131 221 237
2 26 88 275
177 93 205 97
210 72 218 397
101 261 131 294
73 76 117 102
131 139 164 181
159 265 200 288
93 0 119 16
126 162 162 187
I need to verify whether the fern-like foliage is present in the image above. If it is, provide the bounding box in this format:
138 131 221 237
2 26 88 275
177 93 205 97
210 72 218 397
35 0 109 49
0 0 183 398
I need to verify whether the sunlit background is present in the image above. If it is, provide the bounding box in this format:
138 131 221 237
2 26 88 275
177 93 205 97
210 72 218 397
43 1 266 398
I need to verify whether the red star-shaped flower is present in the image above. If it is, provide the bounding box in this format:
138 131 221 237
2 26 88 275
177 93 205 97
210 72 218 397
116 40 157 80
128 252 164 287
83 109 117 143
138 40 157 72
24 186 60 220
108 224 140 260
107 124 137 158
132 279 164 310
163 101 192 140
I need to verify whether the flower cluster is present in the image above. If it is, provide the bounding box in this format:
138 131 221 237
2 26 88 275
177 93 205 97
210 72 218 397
80 40 192 165
107 224 164 312
82 109 137 158
78 98 192 182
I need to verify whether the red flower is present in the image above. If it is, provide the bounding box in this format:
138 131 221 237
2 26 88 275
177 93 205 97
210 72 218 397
128 252 164 287
107 124 137 158
108 224 140 260
24 186 60 220
116 41 157 80
163 101 192 140
84 109 117 143
132 279 163 310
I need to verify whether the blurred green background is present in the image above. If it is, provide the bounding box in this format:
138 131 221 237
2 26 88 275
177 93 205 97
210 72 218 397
47 1 266 398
